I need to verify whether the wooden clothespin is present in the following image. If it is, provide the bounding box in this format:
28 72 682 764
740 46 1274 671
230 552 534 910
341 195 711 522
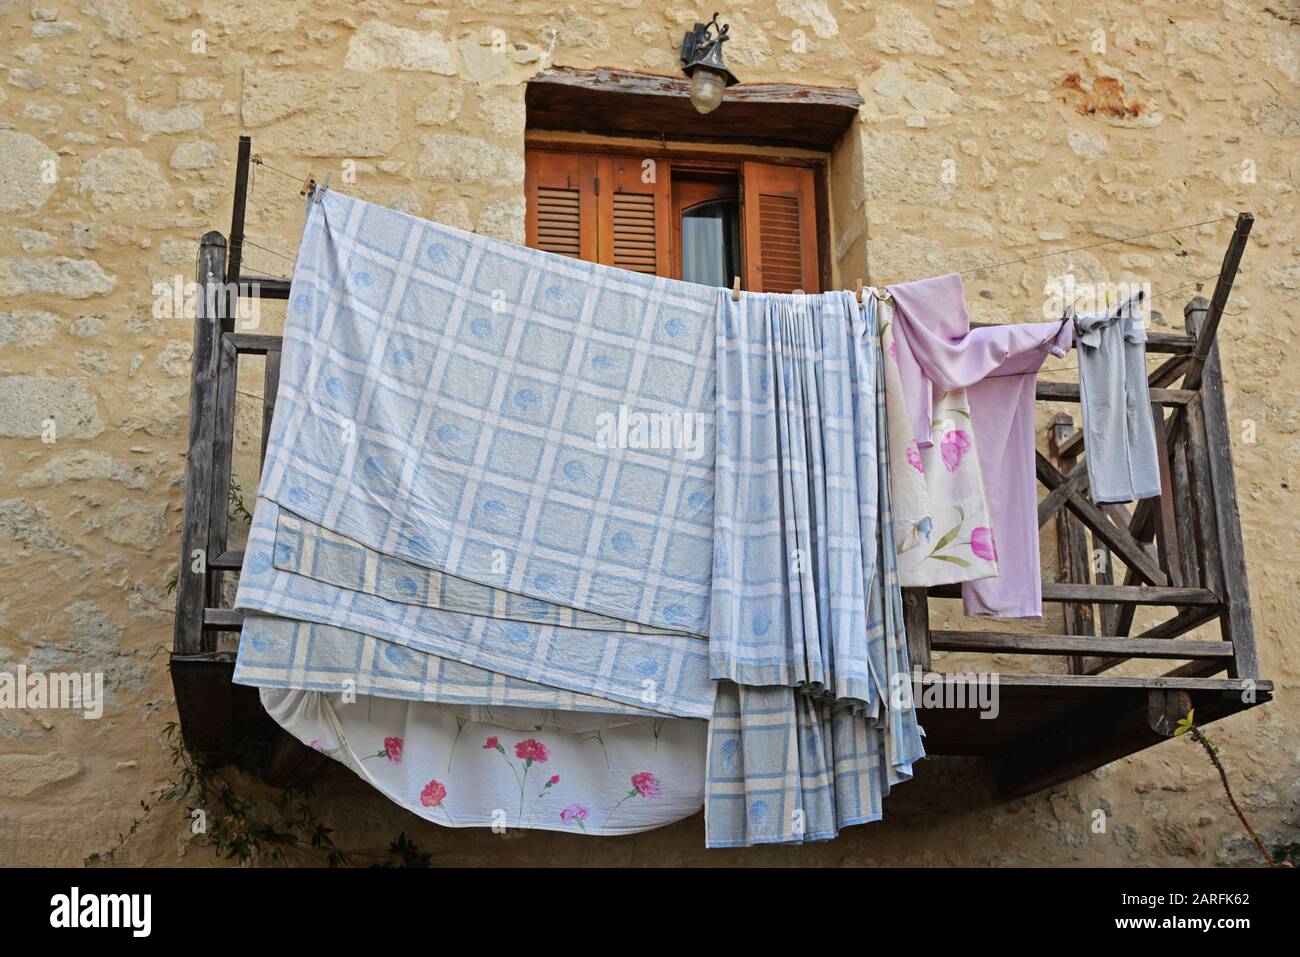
731 276 741 301
855 279 863 304
300 174 317 198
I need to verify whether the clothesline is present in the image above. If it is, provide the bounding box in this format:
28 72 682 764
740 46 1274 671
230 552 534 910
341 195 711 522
239 153 1233 321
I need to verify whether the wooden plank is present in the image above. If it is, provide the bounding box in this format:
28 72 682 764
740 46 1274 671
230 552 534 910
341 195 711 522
224 135 251 308
203 608 245 630
261 349 281 467
929 630 1233 660
928 581 1215 605
1149 405 1184 587
1170 425 1201 588
229 332 283 355
239 275 291 300
525 67 863 150
205 334 238 622
1183 396 1225 594
1085 605 1222 675
1186 298 1259 679
210 549 245 570
1035 381 1192 405
904 587 930 671
173 232 227 655
1036 451 1168 586
1182 213 1253 392
1036 457 1087 528
1049 415 1093 674
1111 496 1159 638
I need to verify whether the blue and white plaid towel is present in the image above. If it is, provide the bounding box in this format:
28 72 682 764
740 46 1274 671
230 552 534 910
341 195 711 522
705 291 924 846
232 191 922 845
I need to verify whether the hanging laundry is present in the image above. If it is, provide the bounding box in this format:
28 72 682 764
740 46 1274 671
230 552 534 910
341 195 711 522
232 191 922 842
885 274 1073 619
706 291 923 846
235 190 721 834
1073 291 1161 503
878 294 1000 587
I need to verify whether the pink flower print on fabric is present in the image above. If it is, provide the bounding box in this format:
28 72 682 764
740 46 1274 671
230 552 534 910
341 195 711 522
514 739 549 764
631 771 662 798
420 779 447 808
560 804 589 829
940 429 972 473
905 446 924 475
603 771 663 831
483 735 501 751
362 736 404 763
971 526 998 562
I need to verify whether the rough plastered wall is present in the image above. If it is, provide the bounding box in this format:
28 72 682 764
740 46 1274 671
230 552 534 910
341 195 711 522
0 0 1296 867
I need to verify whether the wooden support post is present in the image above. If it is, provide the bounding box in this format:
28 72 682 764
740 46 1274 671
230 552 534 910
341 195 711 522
1182 213 1253 392
224 134 253 323
1149 405 1184 587
173 232 227 655
1049 414 1093 674
1185 298 1259 679
904 587 930 671
261 349 281 467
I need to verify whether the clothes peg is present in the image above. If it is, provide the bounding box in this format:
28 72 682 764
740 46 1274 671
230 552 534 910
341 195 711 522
300 174 317 197
732 276 741 301
855 279 863 304
315 171 333 203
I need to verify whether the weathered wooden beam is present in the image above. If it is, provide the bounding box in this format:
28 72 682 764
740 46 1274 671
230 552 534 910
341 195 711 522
1037 457 1087 528
1049 415 1093 673
928 582 1215 605
1169 424 1202 589
929 630 1232 660
1149 406 1184 587
205 333 239 634
1183 396 1225 595
1035 381 1193 405
904 587 931 671
203 608 245 630
1084 605 1222 675
1035 451 1168 586
210 549 245 570
261 349 281 467
228 332 283 354
224 135 252 313
174 231 227 656
1185 298 1259 679
1182 213 1253 392
526 67 863 150
238 275 291 300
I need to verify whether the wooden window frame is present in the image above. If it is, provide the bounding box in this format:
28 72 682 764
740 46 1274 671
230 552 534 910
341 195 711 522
525 139 832 293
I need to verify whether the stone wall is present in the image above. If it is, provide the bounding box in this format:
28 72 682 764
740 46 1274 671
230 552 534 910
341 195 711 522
0 0 1296 866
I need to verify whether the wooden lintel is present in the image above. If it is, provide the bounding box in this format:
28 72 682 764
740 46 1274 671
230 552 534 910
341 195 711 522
526 67 863 150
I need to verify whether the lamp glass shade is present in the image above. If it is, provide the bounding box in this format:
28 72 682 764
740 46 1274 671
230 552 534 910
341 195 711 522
688 68 727 114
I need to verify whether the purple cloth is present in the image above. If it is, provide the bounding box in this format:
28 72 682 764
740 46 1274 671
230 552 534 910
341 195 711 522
886 274 1073 618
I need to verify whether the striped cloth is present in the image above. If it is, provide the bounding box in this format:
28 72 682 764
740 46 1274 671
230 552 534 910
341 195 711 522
705 292 924 846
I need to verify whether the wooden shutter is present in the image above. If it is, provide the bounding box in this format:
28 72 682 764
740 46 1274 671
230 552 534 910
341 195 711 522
525 150 597 262
597 155 671 275
741 161 820 293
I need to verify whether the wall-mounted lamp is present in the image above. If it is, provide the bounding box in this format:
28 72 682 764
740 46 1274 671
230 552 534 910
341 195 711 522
680 13 739 114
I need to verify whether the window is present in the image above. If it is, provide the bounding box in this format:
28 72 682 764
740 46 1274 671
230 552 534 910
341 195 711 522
525 148 823 293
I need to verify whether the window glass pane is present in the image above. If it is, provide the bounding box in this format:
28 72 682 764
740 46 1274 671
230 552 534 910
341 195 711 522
681 199 740 287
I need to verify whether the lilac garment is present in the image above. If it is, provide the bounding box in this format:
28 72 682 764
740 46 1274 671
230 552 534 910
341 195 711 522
885 275 1073 618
